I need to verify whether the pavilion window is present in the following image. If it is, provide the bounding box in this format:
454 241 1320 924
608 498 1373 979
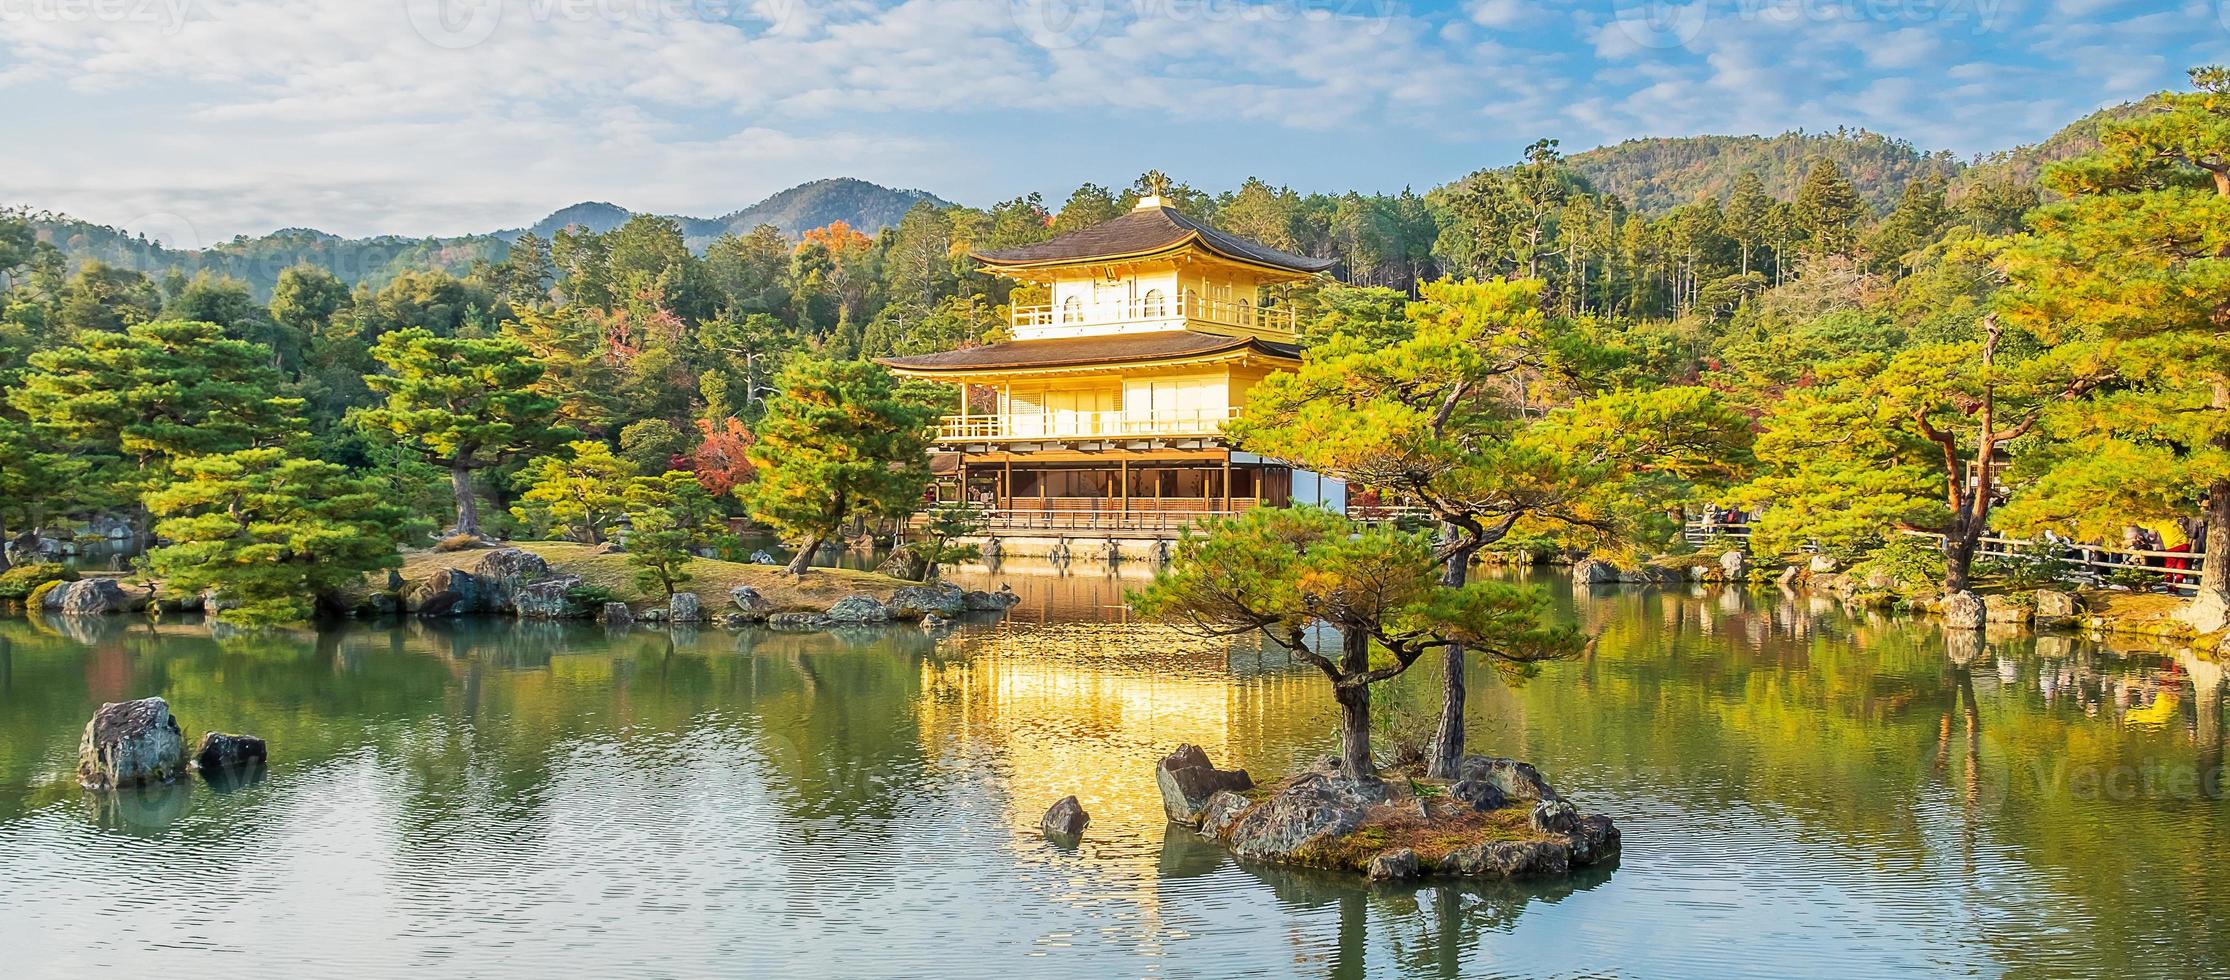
1142 288 1167 317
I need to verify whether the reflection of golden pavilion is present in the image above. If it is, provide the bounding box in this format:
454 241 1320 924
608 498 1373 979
878 194 1347 539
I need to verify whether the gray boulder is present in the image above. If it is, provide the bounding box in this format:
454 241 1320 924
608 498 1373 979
598 601 634 625
1530 798 1579 834
1571 558 1620 585
669 592 703 623
1983 593 2031 625
469 548 552 612
2180 589 2230 634
1154 744 1254 825
1809 554 1843 574
1368 848 1420 881
824 594 890 623
1439 839 1569 878
1942 590 1986 630
514 576 588 620
1565 814 1621 866
1198 790 1253 839
407 568 487 616
1450 778 1508 812
1225 773 1385 862
887 583 966 620
1040 795 1090 838
2034 589 2081 628
1720 549 1750 582
192 732 267 772
748 550 778 565
48 579 137 616
876 545 928 581
963 584 1023 611
78 697 187 790
1453 756 1563 807
730 585 773 621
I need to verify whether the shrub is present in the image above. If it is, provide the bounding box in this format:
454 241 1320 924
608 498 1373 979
25 578 68 610
1976 540 2071 591
0 562 75 600
565 584 621 608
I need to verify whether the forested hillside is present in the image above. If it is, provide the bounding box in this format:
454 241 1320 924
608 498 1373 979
1565 130 1962 214
14 178 945 299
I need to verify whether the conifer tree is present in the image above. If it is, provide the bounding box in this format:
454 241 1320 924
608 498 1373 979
354 327 571 539
144 448 418 625
1993 66 2230 624
1234 278 1747 777
512 440 637 545
1131 507 1580 782
742 358 936 574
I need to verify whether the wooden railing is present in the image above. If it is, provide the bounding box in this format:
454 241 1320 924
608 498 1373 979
928 504 1254 533
1683 517 2203 594
1009 294 1297 333
937 407 1240 441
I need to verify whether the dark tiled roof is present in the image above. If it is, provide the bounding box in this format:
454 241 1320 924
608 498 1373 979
972 206 1336 273
878 330 1301 372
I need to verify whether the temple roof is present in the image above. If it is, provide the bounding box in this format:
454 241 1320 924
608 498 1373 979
970 205 1336 275
878 330 1301 374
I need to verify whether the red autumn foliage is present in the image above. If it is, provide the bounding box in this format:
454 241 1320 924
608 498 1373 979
687 416 756 496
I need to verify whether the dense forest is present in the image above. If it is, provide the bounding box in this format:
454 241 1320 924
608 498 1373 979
1 75 2220 624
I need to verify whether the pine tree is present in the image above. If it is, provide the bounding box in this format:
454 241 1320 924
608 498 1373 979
353 327 572 539
144 448 419 625
512 440 638 544
741 358 935 574
1992 66 2230 623
1792 159 1867 258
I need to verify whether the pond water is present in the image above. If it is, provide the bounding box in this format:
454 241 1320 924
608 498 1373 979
3 567 2227 978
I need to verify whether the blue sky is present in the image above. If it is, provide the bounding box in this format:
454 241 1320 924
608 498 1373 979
0 0 2208 242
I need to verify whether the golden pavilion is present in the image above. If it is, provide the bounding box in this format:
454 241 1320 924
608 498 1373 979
878 193 1348 538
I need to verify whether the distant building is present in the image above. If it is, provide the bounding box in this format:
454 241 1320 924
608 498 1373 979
878 193 1347 538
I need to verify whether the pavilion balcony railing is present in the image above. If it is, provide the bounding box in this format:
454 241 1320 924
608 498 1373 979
918 504 1254 534
936 407 1241 441
1008 294 1297 334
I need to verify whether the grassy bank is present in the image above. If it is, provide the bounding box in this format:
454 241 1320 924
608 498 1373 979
392 541 919 611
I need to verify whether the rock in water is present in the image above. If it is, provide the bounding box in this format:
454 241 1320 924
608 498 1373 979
2179 589 2230 634
824 594 890 623
1942 590 1986 630
1983 594 2031 625
748 550 778 565
669 592 703 623
1154 744 1254 825
887 584 966 620
1368 848 1419 881
513 576 587 619
2034 589 2081 628
78 697 187 789
193 732 267 772
1041 796 1090 838
470 548 553 612
1198 790 1252 838
407 568 485 616
730 586 773 621
1571 558 1620 584
1808 554 1842 574
1226 773 1385 862
1720 550 1749 582
598 602 634 625
48 579 137 616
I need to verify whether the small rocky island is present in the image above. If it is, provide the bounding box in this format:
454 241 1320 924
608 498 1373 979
1155 745 1619 881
